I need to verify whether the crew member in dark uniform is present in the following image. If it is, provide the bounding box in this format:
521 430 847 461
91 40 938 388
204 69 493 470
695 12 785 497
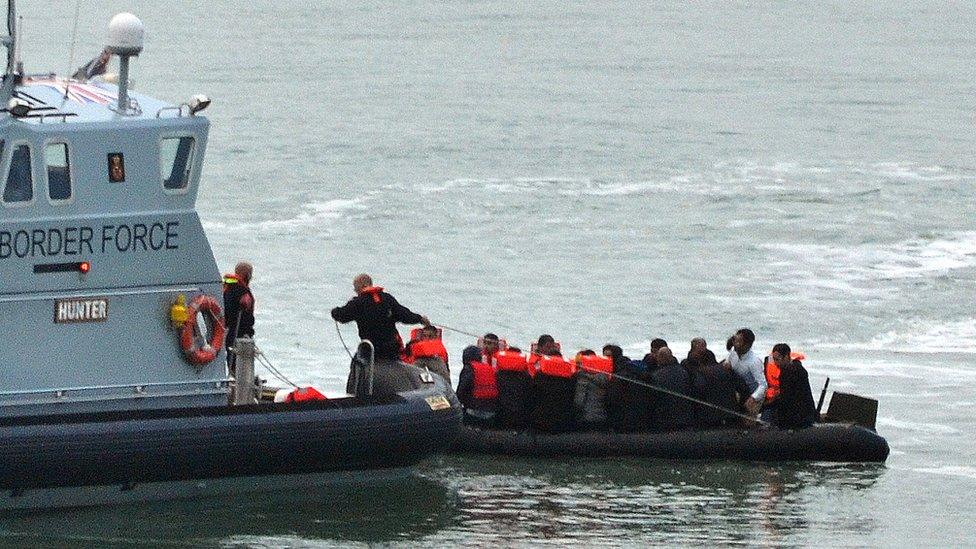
330 273 430 362
223 261 255 376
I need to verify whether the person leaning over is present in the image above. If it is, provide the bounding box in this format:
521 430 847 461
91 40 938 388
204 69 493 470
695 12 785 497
768 343 818 429
330 273 430 362
722 328 767 416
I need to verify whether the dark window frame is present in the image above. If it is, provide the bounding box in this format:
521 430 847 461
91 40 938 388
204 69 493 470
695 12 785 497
2 141 36 206
44 141 74 204
160 135 196 193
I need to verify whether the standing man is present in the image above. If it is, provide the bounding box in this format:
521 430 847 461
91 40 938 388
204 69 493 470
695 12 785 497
223 261 255 376
723 328 767 416
331 273 430 362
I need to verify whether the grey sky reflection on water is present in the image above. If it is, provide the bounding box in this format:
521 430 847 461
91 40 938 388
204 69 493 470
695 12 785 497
432 457 885 545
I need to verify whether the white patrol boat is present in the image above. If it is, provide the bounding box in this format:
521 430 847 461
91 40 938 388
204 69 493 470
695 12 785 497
0 2 459 510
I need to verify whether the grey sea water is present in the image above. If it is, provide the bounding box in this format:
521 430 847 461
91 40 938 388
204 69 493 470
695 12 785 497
5 1 976 546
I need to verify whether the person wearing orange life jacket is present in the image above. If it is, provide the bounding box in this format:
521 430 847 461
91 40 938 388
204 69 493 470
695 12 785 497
529 337 577 432
403 325 450 382
494 345 533 429
223 261 255 376
527 334 561 372
479 333 502 363
331 273 430 362
764 343 817 429
455 344 499 426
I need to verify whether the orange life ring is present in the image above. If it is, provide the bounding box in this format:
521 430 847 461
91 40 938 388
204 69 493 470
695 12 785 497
180 294 226 365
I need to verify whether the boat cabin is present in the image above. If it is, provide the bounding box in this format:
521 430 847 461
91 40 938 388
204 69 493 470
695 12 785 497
0 53 227 416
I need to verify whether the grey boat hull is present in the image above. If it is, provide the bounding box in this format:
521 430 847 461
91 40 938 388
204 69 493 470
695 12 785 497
0 383 461 509
450 423 889 463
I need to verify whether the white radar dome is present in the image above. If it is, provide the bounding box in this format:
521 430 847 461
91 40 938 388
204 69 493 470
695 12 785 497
106 13 144 55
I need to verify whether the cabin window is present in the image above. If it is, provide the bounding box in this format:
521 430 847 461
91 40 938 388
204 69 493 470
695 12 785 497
161 136 195 190
46 143 72 202
3 143 33 203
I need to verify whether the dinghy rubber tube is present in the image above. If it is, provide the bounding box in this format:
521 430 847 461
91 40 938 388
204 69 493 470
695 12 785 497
450 423 890 463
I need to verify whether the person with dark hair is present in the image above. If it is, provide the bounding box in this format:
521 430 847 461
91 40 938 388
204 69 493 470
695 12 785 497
331 273 430 362
682 338 751 427
529 339 577 432
481 333 501 361
767 343 817 429
641 338 669 371
606 344 655 432
650 347 695 429
722 328 766 416
536 334 562 356
494 344 533 428
403 325 450 382
400 326 451 383
456 346 498 426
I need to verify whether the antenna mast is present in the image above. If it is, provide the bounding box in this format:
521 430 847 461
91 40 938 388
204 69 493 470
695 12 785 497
1 0 18 105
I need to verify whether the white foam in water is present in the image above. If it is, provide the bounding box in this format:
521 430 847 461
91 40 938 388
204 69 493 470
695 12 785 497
861 162 963 182
764 231 976 298
913 465 976 481
255 198 366 231
864 319 976 354
876 418 960 435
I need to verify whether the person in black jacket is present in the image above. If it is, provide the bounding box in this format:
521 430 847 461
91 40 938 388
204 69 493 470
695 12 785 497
769 343 817 429
605 344 655 432
456 346 497 426
641 338 668 372
331 273 430 361
223 261 255 376
682 338 751 427
650 347 696 430
495 346 533 429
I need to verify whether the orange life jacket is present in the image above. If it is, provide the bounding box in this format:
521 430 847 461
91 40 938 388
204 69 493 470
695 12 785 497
764 352 806 402
538 356 576 378
579 355 613 376
496 350 529 373
408 339 449 364
471 360 499 400
359 285 384 303
285 386 327 403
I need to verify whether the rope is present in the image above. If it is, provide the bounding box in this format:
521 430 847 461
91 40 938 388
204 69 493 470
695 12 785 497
63 0 81 106
578 363 767 426
334 320 355 360
435 323 482 339
252 345 298 388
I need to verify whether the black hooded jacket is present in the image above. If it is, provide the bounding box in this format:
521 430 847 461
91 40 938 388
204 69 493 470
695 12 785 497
773 360 818 429
331 289 423 361
682 355 751 427
607 357 655 432
651 358 696 429
223 282 255 347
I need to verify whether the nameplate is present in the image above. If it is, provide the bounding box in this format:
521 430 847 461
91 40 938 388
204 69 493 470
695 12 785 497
425 395 452 411
54 298 110 324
